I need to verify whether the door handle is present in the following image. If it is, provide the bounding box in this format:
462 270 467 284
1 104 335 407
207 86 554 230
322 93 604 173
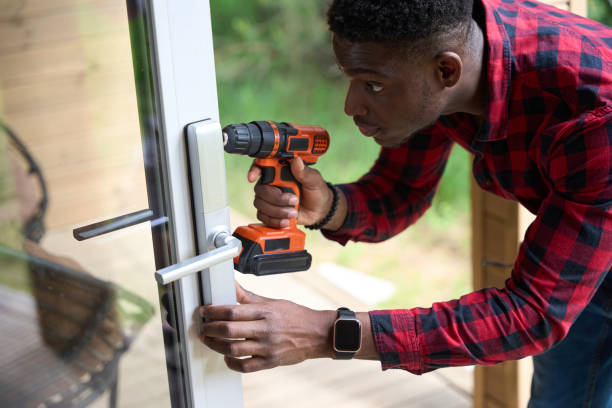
73 209 168 241
155 231 241 285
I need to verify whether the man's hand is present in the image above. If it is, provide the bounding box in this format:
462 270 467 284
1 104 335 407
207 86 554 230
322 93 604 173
199 283 336 373
249 157 346 230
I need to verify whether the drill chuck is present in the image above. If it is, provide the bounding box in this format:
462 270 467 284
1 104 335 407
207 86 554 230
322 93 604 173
223 122 274 157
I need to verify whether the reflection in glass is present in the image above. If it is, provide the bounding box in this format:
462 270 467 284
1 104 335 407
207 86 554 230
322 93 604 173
0 122 153 407
0 1 182 406
0 244 153 407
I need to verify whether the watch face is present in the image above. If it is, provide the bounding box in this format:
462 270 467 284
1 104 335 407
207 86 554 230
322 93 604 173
334 319 361 352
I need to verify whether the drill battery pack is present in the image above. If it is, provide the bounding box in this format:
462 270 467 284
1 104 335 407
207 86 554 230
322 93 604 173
232 224 312 275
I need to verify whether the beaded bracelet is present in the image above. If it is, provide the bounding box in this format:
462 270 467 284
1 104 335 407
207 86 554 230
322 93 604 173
305 182 338 230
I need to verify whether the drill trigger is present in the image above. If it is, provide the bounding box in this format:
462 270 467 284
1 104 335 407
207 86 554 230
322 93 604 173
260 166 275 185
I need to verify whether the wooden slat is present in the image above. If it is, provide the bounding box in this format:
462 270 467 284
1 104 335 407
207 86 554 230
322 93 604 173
0 0 146 229
483 192 516 222
2 67 135 115
472 178 520 408
0 32 133 87
472 179 486 408
484 363 518 407
46 165 148 228
484 397 506 408
472 174 485 291
0 1 126 55
483 266 512 289
483 215 518 264
0 0 112 22
4 95 139 145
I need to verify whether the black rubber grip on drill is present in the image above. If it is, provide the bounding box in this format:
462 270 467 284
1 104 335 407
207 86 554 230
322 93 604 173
233 233 311 275
280 165 301 196
250 251 312 276
232 233 263 274
260 166 275 185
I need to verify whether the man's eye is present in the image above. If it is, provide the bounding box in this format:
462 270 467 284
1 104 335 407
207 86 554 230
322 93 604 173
366 82 384 93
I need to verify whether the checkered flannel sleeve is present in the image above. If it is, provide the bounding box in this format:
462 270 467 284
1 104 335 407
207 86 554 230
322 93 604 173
369 112 612 374
322 128 454 245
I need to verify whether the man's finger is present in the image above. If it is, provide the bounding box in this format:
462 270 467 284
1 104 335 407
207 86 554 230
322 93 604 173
200 320 263 339
290 157 322 187
254 184 298 206
247 162 261 183
253 197 297 219
201 337 263 358
256 210 290 228
200 303 265 321
224 355 276 374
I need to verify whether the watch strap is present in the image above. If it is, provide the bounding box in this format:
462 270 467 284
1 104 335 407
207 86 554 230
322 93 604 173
337 307 355 319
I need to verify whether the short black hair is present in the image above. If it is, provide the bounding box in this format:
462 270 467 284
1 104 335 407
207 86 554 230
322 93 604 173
327 0 474 46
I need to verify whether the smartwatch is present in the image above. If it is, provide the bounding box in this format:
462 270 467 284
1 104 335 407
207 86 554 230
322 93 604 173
333 307 362 359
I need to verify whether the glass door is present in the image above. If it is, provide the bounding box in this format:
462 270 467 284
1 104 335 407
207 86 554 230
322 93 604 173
0 1 241 407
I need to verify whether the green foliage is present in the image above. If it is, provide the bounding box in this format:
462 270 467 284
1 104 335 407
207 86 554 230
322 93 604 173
589 0 612 26
211 0 336 84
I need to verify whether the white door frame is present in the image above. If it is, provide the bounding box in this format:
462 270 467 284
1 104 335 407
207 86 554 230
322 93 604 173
146 1 243 407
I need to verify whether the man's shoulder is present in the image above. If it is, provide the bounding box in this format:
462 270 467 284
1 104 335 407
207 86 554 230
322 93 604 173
486 0 612 52
484 0 612 118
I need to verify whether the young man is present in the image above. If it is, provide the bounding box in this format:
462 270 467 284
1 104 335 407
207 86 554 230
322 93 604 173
200 0 611 405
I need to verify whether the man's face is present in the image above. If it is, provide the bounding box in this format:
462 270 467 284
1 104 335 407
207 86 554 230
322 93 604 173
332 35 446 148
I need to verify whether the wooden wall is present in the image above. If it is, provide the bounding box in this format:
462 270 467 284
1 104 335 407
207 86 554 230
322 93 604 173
0 0 148 230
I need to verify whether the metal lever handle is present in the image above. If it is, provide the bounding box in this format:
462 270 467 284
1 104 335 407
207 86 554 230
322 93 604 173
155 232 241 285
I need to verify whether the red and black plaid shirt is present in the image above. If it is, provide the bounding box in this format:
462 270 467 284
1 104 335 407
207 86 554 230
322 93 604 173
324 0 612 374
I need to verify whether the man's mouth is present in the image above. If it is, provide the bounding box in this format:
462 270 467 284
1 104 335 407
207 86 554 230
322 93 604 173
354 120 380 137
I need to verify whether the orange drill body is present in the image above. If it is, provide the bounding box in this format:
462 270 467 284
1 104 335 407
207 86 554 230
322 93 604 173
223 121 329 275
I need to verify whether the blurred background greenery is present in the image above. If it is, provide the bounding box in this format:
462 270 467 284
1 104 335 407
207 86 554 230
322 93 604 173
210 0 612 308
589 0 612 25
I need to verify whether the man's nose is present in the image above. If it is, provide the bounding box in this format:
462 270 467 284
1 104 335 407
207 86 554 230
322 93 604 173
344 83 367 117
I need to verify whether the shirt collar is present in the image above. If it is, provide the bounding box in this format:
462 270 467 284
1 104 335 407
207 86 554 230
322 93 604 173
474 0 513 142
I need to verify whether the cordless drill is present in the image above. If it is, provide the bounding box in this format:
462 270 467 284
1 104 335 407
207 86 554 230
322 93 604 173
223 121 330 276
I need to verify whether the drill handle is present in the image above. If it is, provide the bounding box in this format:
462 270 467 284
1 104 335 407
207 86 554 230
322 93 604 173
256 158 301 228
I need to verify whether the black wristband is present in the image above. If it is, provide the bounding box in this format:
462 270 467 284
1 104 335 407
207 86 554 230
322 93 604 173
305 182 338 230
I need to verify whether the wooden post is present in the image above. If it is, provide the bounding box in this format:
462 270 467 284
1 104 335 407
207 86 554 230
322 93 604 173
472 182 526 408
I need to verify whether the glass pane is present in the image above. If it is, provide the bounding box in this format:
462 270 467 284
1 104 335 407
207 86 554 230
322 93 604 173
0 1 180 407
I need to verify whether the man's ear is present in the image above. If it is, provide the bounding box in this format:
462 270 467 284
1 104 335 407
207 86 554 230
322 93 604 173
435 52 462 88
